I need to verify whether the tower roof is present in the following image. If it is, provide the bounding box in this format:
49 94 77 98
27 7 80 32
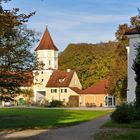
35 27 58 51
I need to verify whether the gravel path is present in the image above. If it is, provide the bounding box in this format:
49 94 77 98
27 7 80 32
0 115 110 140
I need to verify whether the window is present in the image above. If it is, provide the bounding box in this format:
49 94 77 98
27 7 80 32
64 89 67 93
108 97 113 106
60 89 67 93
41 71 43 74
49 60 51 65
42 79 44 82
104 95 115 107
51 89 57 93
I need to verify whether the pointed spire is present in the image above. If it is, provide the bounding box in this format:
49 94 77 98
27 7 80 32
35 26 58 51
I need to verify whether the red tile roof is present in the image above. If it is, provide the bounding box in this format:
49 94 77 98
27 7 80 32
125 28 140 35
35 27 58 51
46 70 75 87
79 79 108 94
70 87 82 93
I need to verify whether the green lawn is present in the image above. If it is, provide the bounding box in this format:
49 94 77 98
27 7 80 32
0 108 110 130
104 120 140 129
94 120 140 140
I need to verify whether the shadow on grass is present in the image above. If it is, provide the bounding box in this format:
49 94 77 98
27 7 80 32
0 113 110 140
0 108 109 130
0 108 110 140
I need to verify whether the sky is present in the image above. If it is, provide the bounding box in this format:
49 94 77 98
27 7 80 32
3 0 140 51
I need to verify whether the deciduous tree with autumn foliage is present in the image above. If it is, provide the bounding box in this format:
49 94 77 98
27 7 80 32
108 11 140 104
0 0 38 99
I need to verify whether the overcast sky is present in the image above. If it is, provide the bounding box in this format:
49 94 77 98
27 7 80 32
3 0 140 51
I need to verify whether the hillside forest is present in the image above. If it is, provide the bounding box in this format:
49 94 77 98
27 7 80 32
59 42 117 89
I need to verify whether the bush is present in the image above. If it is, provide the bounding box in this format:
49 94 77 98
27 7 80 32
111 103 140 123
49 100 63 107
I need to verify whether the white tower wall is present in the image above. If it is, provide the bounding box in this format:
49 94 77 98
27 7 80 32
36 50 58 70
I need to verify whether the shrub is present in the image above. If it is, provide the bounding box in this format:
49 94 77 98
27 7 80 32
49 100 63 107
111 103 140 123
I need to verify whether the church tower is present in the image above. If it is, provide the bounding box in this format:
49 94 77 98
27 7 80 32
35 27 58 70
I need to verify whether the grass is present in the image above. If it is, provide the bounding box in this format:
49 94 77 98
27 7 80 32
104 120 140 129
94 128 140 140
94 120 140 140
0 108 110 130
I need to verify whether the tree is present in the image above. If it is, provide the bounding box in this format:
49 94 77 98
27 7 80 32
133 43 140 109
0 1 38 98
59 42 116 89
132 10 140 109
20 89 34 104
108 42 127 103
107 14 140 103
0 0 35 36
108 10 140 103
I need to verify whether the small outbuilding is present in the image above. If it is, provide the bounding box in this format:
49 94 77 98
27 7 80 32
79 80 115 107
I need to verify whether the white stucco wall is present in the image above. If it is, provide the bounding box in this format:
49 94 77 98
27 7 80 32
69 72 82 89
127 34 140 103
33 69 53 101
36 50 58 70
46 87 79 103
33 69 53 89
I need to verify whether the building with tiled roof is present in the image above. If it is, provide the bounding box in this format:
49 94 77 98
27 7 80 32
79 80 108 94
79 80 115 107
46 70 75 87
32 27 82 106
3 26 115 107
35 27 58 70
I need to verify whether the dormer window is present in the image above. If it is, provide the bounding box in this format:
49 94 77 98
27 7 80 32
59 78 65 85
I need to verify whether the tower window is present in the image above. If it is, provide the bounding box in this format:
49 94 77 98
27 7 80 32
49 60 51 65
41 71 43 74
42 79 44 82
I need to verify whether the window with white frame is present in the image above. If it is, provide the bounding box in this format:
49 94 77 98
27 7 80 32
51 89 57 93
104 95 115 107
60 89 67 93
